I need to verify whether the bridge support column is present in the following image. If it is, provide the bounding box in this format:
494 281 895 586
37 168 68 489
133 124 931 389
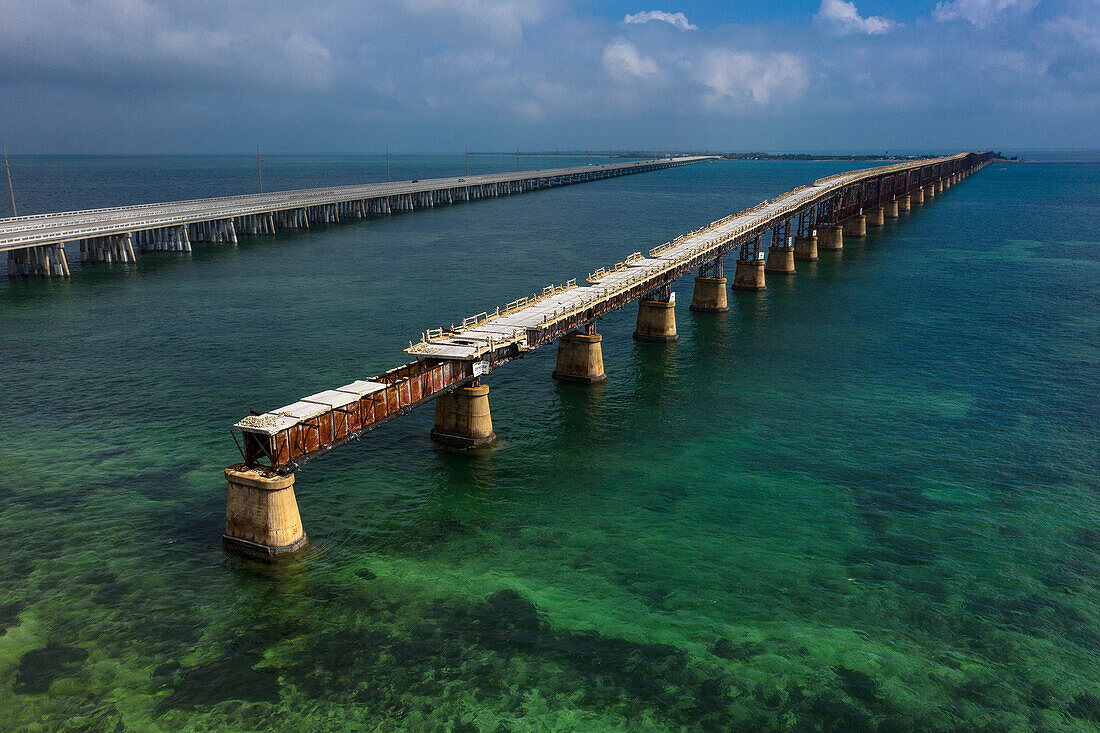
765 246 795 275
634 299 678 342
431 383 497 448
733 258 766 291
884 199 899 218
924 184 936 199
898 195 911 212
818 225 843 251
867 207 885 227
912 188 924 204
223 467 308 559
843 215 867 237
794 235 818 261
7 243 71 277
553 332 607 383
936 180 944 193
690 276 729 313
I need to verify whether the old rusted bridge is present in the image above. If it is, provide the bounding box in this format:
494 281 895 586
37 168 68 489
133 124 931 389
1 156 709 277
225 151 994 559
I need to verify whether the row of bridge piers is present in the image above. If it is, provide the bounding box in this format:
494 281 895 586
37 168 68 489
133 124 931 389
427 169 975 449
9 163 700 278
223 159 986 559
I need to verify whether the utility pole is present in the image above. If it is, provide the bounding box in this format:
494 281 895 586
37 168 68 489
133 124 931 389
386 146 390 182
3 144 15 217
256 145 263 194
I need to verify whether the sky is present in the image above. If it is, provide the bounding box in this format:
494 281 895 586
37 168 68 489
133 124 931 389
0 0 1097 153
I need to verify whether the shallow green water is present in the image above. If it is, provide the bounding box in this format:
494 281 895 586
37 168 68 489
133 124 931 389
0 156 1097 731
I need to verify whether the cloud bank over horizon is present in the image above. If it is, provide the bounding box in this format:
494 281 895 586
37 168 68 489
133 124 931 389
0 0 1096 153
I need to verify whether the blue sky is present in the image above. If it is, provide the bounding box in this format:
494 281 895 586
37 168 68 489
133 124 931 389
1 0 1097 153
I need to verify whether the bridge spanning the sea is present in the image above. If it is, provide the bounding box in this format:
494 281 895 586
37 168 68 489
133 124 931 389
1 156 708 277
224 151 993 559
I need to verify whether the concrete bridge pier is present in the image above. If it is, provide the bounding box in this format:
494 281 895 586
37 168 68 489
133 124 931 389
690 277 729 312
223 467 308 560
634 291 679 341
885 199 899 218
924 184 936 199
690 259 729 313
936 180 945 193
912 188 924 205
431 381 497 448
8 243 71 277
83 233 136 263
818 225 844 251
794 235 818 261
843 215 867 237
898 195 911 212
866 207 885 227
765 244 795 275
553 330 607 383
733 258 766 290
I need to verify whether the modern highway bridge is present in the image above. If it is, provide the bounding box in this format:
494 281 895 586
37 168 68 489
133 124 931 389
223 151 994 559
1 156 710 277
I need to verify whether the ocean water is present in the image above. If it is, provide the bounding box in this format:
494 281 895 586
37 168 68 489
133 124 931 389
0 154 1097 731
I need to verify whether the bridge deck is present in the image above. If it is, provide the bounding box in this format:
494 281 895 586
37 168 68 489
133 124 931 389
232 152 985 473
406 153 970 361
0 157 711 252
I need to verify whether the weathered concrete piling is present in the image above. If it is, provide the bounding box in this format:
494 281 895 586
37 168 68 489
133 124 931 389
733 258 767 290
843 215 867 237
794 235 818 261
7 243 70 276
690 276 730 312
818 224 844 250
222 152 993 558
553 332 607 383
223 467 308 559
765 245 796 275
634 297 679 341
431 382 497 448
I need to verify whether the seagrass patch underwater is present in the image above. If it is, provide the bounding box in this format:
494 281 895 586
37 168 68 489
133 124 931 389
0 153 1097 731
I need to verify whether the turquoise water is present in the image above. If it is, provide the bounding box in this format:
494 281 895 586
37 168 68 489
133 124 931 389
0 155 1098 731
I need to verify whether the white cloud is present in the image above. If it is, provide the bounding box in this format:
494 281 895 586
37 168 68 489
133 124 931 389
696 49 808 107
623 10 697 31
932 0 1039 27
815 0 898 35
603 39 662 81
1044 12 1100 53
